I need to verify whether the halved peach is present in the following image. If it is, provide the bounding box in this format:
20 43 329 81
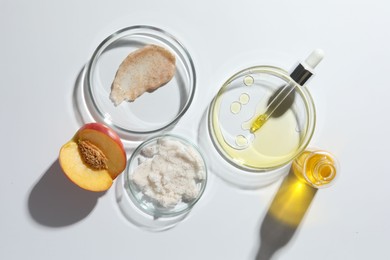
59 123 127 192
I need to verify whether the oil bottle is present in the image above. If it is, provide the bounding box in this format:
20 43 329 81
292 149 338 188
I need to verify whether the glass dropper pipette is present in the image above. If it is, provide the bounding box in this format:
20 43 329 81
250 49 325 133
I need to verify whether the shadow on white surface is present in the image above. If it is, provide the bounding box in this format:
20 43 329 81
72 65 92 128
255 170 317 260
198 92 319 259
27 160 105 227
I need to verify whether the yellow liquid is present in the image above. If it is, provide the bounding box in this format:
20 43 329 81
293 151 337 187
250 113 268 133
211 96 302 169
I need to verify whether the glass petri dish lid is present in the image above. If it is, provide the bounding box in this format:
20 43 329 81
85 25 196 143
124 134 207 217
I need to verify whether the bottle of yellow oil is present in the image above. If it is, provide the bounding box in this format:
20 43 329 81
292 149 338 188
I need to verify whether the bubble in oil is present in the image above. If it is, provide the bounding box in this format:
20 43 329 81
235 135 248 147
239 93 250 105
230 101 241 114
243 75 254 86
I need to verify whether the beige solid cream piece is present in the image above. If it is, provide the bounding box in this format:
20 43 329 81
110 44 176 106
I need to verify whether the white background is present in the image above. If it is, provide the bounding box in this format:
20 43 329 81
1 0 389 259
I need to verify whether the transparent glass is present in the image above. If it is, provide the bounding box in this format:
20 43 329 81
85 25 196 143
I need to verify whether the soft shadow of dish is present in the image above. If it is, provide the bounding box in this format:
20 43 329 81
115 174 189 232
72 65 90 127
28 159 105 227
254 170 317 260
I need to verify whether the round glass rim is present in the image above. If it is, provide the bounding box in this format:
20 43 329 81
85 25 197 136
300 150 339 189
208 65 317 172
124 134 208 217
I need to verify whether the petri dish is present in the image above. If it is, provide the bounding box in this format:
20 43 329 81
124 134 207 218
85 25 196 143
209 66 316 173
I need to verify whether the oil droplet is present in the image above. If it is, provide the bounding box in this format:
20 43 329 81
239 93 250 105
230 101 241 114
243 75 254 86
235 135 248 147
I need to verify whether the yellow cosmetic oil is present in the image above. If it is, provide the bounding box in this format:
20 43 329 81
210 91 303 170
208 65 317 172
249 113 268 133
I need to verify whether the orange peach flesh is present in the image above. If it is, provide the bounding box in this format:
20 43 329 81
59 141 113 192
59 124 127 192
77 128 126 179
